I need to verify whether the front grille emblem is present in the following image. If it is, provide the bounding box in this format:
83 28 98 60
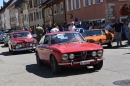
81 51 87 59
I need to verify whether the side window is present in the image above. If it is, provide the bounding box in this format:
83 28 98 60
43 35 50 44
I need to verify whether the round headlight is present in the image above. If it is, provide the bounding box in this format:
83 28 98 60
69 54 74 59
92 51 97 57
62 54 68 60
97 50 103 56
16 46 19 49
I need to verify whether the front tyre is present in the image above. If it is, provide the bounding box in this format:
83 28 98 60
36 52 44 66
93 60 103 70
50 55 61 74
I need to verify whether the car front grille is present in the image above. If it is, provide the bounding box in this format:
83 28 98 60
73 51 93 59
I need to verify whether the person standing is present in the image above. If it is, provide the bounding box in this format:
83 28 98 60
50 23 59 33
35 24 44 42
112 19 124 47
68 21 76 31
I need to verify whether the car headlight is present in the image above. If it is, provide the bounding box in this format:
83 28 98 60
69 54 74 59
97 50 103 56
62 54 68 60
16 46 19 49
92 51 97 57
33 39 37 43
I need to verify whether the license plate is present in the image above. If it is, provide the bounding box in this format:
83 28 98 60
80 61 90 65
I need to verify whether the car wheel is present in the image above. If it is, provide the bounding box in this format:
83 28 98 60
93 60 103 70
36 52 44 66
107 39 112 47
50 55 61 74
98 40 102 46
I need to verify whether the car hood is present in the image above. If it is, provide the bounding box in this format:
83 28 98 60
50 42 103 53
12 37 34 43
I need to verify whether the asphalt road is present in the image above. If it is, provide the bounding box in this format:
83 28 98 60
0 41 130 86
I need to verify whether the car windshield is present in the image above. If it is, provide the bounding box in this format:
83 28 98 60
12 32 32 38
82 30 102 36
51 33 84 44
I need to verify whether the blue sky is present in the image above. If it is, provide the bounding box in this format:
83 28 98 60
0 0 9 7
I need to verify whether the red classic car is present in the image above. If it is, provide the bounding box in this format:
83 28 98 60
8 30 37 54
35 31 104 74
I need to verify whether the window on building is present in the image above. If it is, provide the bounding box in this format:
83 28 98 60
29 13 33 21
24 14 26 21
93 0 103 4
48 8 50 16
84 0 91 6
67 0 73 11
60 2 64 14
53 5 57 15
75 0 80 9
39 11 41 19
34 12 36 20
36 12 39 19
29 0 33 8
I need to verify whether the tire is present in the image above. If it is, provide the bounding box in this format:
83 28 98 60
107 39 112 47
98 40 102 46
36 52 44 66
93 60 103 70
50 55 61 74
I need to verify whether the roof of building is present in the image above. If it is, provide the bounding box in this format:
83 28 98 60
15 0 25 8
0 0 13 14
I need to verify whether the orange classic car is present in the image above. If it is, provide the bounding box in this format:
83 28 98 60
8 30 37 54
35 31 104 74
82 29 114 47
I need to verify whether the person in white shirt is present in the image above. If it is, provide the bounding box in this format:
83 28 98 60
68 21 76 31
50 23 59 33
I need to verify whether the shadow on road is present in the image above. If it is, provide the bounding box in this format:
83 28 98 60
0 50 34 56
26 64 98 78
103 44 130 49
1 45 7 48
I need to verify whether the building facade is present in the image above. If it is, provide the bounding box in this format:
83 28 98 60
41 0 66 26
28 0 44 29
65 0 127 24
22 1 30 29
7 0 19 29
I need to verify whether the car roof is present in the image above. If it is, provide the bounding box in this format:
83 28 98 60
46 31 79 35
11 30 29 34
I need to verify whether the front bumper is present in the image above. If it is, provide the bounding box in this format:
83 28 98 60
12 47 36 51
58 58 104 66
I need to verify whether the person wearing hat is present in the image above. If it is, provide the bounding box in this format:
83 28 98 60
68 21 76 31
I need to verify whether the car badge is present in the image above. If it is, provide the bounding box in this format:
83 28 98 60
81 51 87 59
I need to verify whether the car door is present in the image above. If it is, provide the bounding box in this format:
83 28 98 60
38 35 51 63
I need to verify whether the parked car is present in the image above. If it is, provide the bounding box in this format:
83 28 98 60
0 31 5 43
82 29 114 47
3 29 19 46
3 33 10 46
35 31 104 74
8 30 37 54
